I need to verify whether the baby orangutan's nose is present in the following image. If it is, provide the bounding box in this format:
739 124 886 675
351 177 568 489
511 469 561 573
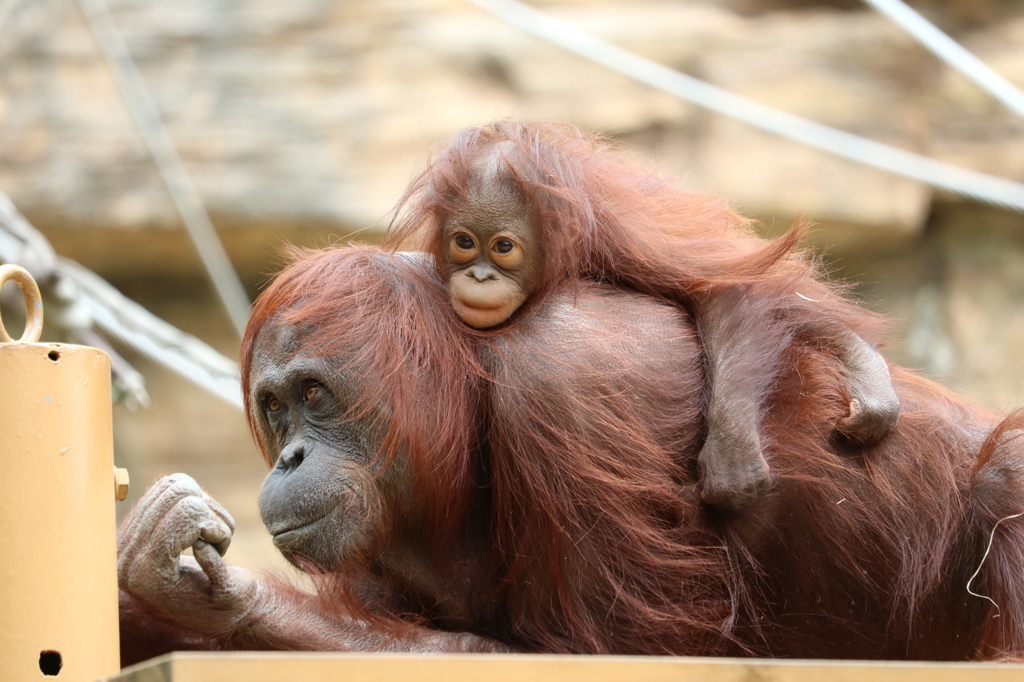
467 265 497 282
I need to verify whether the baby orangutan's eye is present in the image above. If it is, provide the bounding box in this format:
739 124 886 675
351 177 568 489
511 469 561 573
448 232 478 265
490 237 524 269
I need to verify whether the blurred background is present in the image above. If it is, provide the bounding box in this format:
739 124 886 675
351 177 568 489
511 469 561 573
1 0 1022 573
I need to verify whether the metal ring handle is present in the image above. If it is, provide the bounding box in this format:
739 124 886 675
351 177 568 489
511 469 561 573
0 264 44 343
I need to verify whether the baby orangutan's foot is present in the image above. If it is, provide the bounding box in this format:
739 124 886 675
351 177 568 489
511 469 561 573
834 333 900 444
836 362 900 444
837 393 900 444
698 429 772 510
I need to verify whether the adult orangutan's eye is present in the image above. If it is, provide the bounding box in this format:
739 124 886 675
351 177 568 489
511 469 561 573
303 382 323 404
265 395 281 413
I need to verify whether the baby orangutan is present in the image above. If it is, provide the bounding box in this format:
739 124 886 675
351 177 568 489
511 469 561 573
389 121 900 510
442 177 541 329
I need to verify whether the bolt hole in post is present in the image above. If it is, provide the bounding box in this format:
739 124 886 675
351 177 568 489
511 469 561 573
48 350 60 362
0 264 44 344
39 650 62 676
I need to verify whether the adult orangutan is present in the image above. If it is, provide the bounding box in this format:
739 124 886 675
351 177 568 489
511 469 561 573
118 245 1024 665
386 121 899 509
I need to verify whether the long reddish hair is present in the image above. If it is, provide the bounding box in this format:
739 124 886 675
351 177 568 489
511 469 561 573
478 285 737 655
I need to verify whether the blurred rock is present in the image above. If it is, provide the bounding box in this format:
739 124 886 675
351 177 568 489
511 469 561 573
2 0 1021 256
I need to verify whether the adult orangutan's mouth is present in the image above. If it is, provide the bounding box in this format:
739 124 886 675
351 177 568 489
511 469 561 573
269 511 331 547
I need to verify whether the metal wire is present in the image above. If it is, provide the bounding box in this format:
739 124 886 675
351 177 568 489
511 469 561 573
863 0 1024 120
75 0 252 337
468 0 1024 213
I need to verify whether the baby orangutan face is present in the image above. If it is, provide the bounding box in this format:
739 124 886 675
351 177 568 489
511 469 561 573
442 166 541 329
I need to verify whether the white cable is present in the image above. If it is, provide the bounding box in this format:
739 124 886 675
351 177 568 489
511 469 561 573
863 0 1024 120
468 0 1024 213
75 0 251 337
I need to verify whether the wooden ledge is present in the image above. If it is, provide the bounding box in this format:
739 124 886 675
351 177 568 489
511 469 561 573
104 652 1024 682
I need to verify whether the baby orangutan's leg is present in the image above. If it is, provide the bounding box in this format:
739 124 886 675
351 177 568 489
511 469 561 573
696 288 794 510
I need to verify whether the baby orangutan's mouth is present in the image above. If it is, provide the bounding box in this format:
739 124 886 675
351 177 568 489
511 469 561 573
452 297 517 329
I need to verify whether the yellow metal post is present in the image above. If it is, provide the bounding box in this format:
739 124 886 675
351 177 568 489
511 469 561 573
0 264 126 680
